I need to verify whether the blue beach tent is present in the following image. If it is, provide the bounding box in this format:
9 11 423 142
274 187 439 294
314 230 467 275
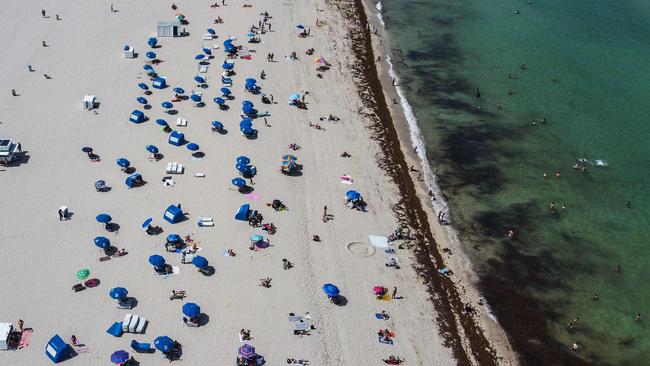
163 204 183 224
235 204 250 221
129 110 146 123
45 335 72 363
152 77 167 89
168 131 185 146
125 173 143 188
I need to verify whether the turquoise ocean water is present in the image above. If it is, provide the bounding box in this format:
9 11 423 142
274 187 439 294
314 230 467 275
378 0 650 364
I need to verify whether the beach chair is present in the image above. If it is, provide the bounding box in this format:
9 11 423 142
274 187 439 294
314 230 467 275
130 339 154 353
197 217 214 227
221 75 233 86
122 314 132 332
202 34 214 40
199 65 208 73
128 315 139 332
176 117 187 127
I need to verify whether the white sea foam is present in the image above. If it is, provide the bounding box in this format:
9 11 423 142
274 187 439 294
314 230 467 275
375 1 385 26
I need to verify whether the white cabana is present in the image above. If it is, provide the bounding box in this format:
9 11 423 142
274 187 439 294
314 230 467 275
157 21 181 37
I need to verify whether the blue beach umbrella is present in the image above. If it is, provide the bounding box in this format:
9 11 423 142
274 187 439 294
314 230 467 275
142 217 153 230
346 190 361 201
236 163 248 172
194 54 205 61
241 127 253 135
161 101 173 109
214 97 225 105
239 344 256 359
222 63 234 70
220 87 231 95
296 25 305 29
207 28 216 35
111 350 130 364
136 96 148 105
245 78 257 85
186 143 199 151
191 256 208 269
146 51 156 60
148 255 165 267
203 47 212 55
94 236 110 249
146 145 159 153
167 234 181 242
173 87 185 94
147 37 158 47
96 214 112 223
236 156 250 165
289 93 300 101
250 234 263 242
116 158 130 168
190 94 202 102
211 121 223 129
322 283 340 297
154 336 174 353
109 287 128 300
232 178 246 187
142 65 154 71
81 146 93 153
155 118 168 126
242 104 254 114
182 302 201 317
239 119 252 128
246 32 255 37
194 75 206 84
137 82 149 91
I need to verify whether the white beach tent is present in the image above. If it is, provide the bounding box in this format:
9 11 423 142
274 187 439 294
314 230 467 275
157 21 181 37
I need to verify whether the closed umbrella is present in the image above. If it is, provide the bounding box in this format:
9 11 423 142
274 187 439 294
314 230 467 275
214 97 225 105
232 178 246 187
161 101 173 109
190 94 202 102
142 217 153 230
191 256 208 269
146 51 156 60
186 143 199 151
109 287 128 300
94 236 110 249
111 350 130 364
182 302 201 317
322 283 340 297
154 336 174 353
146 145 159 153
137 83 149 91
148 254 165 267
211 121 223 129
116 158 130 168
236 156 250 165
155 119 168 126
136 96 148 105
96 214 112 223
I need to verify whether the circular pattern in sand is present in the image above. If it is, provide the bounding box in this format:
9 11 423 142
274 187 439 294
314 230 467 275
346 242 375 257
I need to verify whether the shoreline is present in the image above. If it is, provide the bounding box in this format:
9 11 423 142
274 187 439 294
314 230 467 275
346 0 520 364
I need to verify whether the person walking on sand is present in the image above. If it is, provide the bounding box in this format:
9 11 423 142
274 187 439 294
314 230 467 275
41 9 46 17
322 206 328 223
17 319 24 331
392 287 398 299
58 208 64 221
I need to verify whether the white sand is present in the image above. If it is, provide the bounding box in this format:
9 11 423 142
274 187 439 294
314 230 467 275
0 0 460 364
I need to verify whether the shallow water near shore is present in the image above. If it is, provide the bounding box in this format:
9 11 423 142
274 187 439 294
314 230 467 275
378 0 650 364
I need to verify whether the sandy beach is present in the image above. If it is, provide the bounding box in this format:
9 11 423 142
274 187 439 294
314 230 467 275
0 0 486 365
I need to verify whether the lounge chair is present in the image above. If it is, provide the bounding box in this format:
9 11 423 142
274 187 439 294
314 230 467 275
136 318 147 333
122 314 132 332
199 65 208 73
176 117 187 127
221 75 233 85
197 217 214 227
130 339 154 353
166 162 184 174
128 315 139 332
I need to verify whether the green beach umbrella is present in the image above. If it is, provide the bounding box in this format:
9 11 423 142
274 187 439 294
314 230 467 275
76 269 90 280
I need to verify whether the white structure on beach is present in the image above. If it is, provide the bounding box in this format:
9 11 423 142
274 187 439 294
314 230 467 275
157 21 182 37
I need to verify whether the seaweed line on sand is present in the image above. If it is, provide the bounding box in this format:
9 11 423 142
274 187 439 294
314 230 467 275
329 0 500 364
